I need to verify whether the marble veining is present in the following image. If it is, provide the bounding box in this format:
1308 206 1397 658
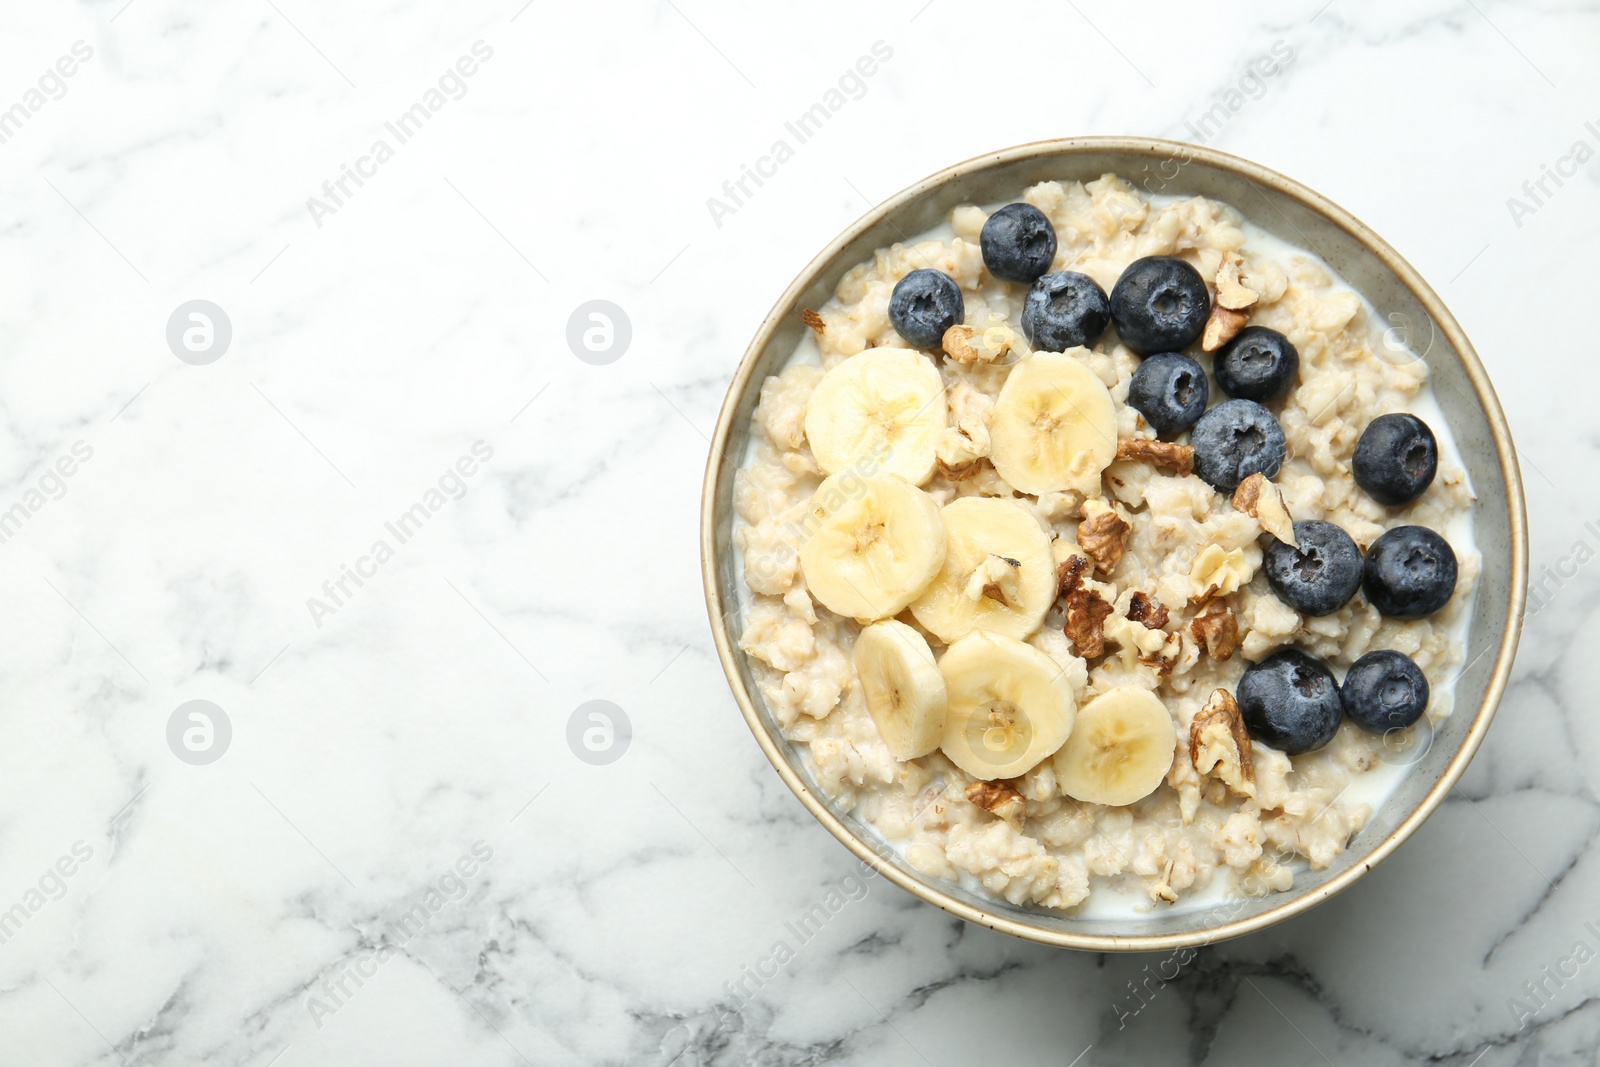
0 0 1595 1064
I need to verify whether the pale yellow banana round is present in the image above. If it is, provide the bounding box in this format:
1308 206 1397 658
938 630 1076 781
909 496 1055 644
804 347 947 486
854 620 948 760
798 472 946 622
1054 686 1177 807
988 350 1118 495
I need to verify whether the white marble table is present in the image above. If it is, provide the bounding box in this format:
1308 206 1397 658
0 1 1595 1063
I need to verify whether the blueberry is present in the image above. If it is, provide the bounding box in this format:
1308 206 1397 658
1214 326 1300 402
1363 525 1457 618
1021 271 1110 352
1128 352 1208 435
1237 648 1343 755
888 269 964 350
981 203 1057 284
1264 520 1364 616
1353 413 1438 506
1189 399 1287 493
1340 650 1430 734
1108 256 1210 355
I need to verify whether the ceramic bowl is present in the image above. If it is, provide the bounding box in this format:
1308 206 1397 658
700 137 1527 951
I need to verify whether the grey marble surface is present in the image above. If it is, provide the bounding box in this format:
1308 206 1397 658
0 0 1595 1064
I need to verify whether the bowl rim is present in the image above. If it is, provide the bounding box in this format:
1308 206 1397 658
699 136 1528 952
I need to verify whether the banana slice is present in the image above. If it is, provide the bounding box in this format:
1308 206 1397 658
854 620 948 759
988 349 1118 495
804 346 947 486
909 497 1055 644
798 472 946 622
938 631 1076 780
1053 686 1177 807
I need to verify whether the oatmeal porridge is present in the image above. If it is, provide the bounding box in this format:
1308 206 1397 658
732 175 1479 913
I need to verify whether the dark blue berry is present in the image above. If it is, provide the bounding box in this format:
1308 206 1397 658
1189 399 1287 493
1108 256 1210 355
888 269 964 350
1264 520 1364 616
1353 413 1438 506
1021 271 1110 352
1341 650 1430 734
1128 352 1208 435
1363 525 1457 618
1214 327 1300 402
1237 648 1343 755
981 203 1057 284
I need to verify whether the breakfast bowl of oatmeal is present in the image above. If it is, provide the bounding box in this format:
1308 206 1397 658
700 138 1526 951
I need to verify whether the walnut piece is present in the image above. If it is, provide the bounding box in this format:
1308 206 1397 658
1127 591 1170 631
1057 552 1090 597
1139 651 1177 677
936 458 982 481
1078 499 1131 576
1215 252 1260 311
942 324 978 362
1232 472 1297 546
1064 584 1114 658
800 308 826 335
935 416 990 481
1115 438 1194 476
1189 688 1255 796
941 323 1020 364
966 554 1022 607
965 780 1026 826
1201 304 1250 352
1189 605 1240 661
